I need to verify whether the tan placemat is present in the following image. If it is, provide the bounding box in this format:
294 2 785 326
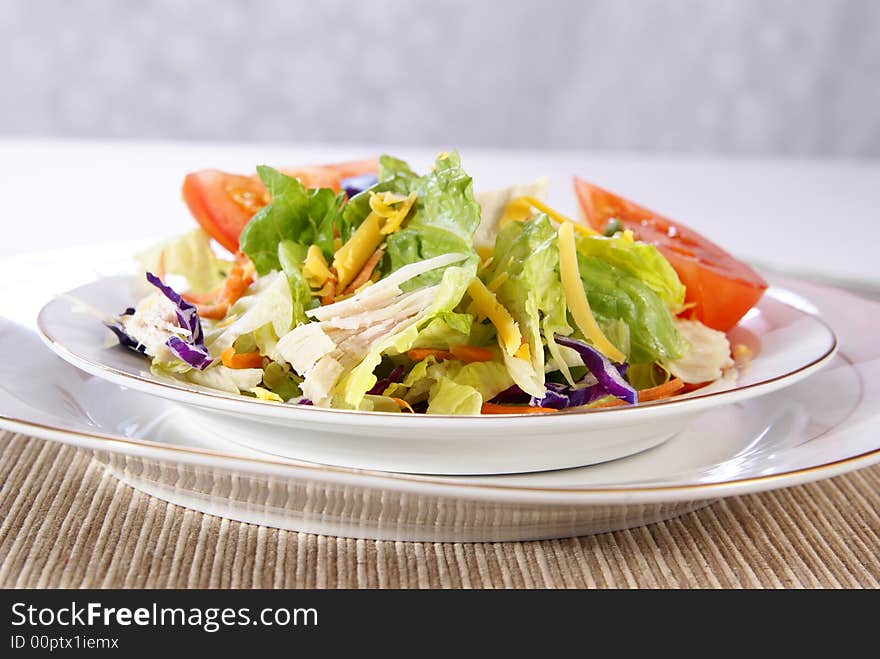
1 431 878 588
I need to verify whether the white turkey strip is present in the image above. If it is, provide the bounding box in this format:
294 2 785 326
663 319 735 383
306 252 467 322
271 323 336 375
272 286 434 372
300 356 344 407
294 287 435 405
322 285 437 330
333 320 398 362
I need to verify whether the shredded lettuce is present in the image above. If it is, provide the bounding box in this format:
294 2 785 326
427 379 482 415
137 229 231 295
390 358 513 415
484 216 572 393
277 240 318 326
410 314 475 349
151 362 263 394
206 271 293 355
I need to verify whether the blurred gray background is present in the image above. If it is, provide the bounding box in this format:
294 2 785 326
1 0 878 157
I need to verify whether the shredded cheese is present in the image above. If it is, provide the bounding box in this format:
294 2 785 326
466 278 522 357
303 245 333 290
331 213 383 291
557 222 626 363
330 191 417 294
370 191 417 235
502 196 601 237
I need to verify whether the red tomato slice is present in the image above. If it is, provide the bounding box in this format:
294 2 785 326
573 177 767 332
181 159 379 254
182 170 265 254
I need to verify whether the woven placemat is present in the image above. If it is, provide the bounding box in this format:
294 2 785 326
1 432 878 588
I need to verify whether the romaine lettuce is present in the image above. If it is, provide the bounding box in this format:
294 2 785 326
484 216 572 393
575 233 686 312
239 166 346 273
576 253 688 363
343 152 482 290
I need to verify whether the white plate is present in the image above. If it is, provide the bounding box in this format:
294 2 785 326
36 273 836 474
0 247 877 540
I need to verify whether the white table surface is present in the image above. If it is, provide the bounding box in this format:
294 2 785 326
2 138 878 287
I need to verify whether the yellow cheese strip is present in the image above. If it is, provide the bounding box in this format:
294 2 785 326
370 191 417 235
557 222 626 363
499 197 534 227
302 244 333 290
501 196 600 237
332 213 383 291
466 278 522 356
330 191 418 292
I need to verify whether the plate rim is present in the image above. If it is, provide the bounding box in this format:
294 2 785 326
36 277 839 427
2 402 879 505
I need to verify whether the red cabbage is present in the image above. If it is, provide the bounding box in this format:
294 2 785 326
144 273 212 370
145 272 205 347
108 274 212 370
165 336 213 370
341 174 378 198
555 335 638 405
367 365 405 395
105 307 146 353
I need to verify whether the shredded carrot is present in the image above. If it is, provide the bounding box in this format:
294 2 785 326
196 301 230 320
188 262 254 319
480 403 553 415
680 381 710 394
321 268 338 306
182 287 222 304
391 397 415 413
343 246 385 295
449 345 494 363
638 378 685 402
218 263 253 306
220 347 264 370
407 348 454 362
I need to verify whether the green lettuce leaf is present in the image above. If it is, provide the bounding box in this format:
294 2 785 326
205 271 294 355
137 228 231 294
339 154 416 242
239 166 345 273
277 240 318 327
484 215 572 392
343 152 481 290
427 379 482 415
379 155 418 183
575 233 686 312
388 357 513 415
410 315 474 349
576 253 688 363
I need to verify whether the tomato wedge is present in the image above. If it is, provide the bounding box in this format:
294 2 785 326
573 178 767 332
181 158 379 254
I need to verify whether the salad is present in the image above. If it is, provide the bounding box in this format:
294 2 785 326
107 152 767 415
